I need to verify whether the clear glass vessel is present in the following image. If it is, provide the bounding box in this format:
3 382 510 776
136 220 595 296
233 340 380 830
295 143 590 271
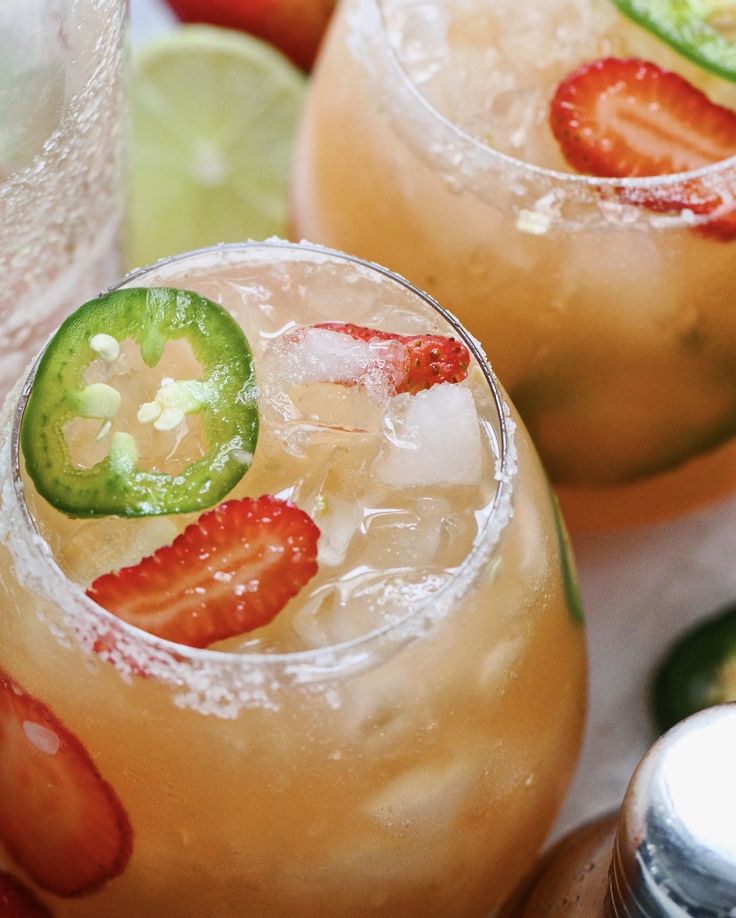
292 0 736 526
0 241 586 915
0 0 127 396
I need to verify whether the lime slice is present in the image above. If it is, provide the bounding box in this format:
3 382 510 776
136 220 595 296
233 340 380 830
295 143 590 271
129 25 306 269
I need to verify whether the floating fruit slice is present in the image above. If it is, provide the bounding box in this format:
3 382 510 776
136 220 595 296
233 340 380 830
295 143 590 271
0 670 132 897
652 602 736 732
129 25 305 268
611 0 736 83
87 496 320 648
0 869 53 917
162 0 336 71
550 57 736 237
310 323 471 395
21 287 259 518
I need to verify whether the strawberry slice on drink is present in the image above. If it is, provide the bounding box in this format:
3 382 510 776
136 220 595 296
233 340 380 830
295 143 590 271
0 870 53 917
87 496 320 649
0 671 132 897
312 323 471 395
550 57 736 238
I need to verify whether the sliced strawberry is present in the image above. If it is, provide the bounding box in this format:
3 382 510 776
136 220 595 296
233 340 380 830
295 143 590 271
163 0 335 71
0 671 132 897
699 205 736 240
550 58 736 238
314 323 470 396
0 870 53 917
87 496 320 649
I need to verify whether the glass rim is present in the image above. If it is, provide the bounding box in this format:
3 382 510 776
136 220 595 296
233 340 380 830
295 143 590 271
374 0 736 191
9 239 517 675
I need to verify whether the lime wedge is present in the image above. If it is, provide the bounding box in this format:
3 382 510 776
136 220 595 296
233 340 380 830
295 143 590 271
128 25 306 269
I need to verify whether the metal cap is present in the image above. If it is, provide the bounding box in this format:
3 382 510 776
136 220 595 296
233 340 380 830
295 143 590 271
607 704 736 916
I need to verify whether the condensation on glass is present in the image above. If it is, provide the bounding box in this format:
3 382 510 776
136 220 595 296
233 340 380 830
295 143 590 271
0 0 127 394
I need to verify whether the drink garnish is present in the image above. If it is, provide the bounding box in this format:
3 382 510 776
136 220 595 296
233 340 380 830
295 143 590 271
311 323 471 395
20 287 259 518
130 27 305 267
653 601 736 732
0 669 133 897
87 496 320 649
610 0 736 83
550 57 736 237
0 869 53 916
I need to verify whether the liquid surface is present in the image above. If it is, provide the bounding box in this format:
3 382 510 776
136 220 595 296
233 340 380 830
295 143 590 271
383 0 736 169
25 247 500 654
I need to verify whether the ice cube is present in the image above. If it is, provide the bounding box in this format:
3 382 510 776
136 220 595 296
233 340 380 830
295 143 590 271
365 758 477 831
374 384 482 488
268 328 404 395
315 494 364 567
384 0 451 85
363 497 449 568
290 570 450 650
478 637 525 692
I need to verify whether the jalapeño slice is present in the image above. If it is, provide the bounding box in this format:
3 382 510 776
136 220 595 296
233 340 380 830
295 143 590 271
21 287 259 518
611 0 736 83
652 602 736 733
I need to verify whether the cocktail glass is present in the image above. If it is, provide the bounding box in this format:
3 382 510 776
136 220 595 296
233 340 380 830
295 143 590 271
292 0 736 527
0 0 127 396
0 241 586 915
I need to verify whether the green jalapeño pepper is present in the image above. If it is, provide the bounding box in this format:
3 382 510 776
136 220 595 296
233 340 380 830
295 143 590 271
611 0 736 83
652 602 736 733
21 287 259 518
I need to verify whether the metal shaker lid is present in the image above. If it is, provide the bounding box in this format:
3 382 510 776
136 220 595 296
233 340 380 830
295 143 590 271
608 703 736 916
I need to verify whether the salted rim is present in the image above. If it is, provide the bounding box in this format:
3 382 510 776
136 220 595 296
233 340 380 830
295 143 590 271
367 0 736 201
5 239 517 687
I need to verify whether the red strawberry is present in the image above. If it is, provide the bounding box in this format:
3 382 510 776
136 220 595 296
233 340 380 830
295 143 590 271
550 58 736 238
314 323 471 396
87 497 320 649
163 0 335 71
0 870 53 917
0 671 132 897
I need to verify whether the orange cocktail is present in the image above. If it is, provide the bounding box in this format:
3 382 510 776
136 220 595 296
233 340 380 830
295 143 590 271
0 242 585 915
293 0 736 525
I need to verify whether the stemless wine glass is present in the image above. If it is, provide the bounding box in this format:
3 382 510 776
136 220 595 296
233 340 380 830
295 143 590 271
0 0 127 395
0 241 586 916
292 0 736 527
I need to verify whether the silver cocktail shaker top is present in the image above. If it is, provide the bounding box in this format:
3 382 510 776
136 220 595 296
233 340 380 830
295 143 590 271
607 704 736 916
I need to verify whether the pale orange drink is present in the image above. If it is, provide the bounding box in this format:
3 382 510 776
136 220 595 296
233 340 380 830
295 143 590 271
0 241 585 915
293 0 736 526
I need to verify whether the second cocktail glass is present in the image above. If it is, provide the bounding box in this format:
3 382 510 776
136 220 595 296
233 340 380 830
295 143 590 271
293 0 736 525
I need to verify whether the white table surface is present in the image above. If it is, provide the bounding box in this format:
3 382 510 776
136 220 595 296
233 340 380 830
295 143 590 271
130 0 736 844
